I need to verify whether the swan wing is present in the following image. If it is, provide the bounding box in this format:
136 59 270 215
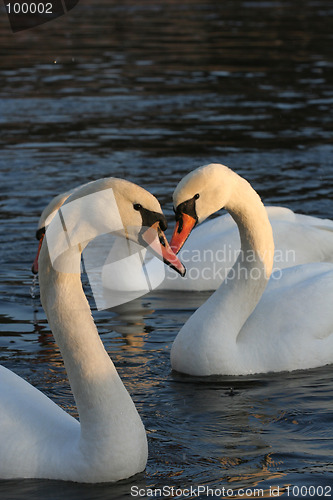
238 263 333 373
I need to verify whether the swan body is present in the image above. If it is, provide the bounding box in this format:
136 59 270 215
170 164 333 376
33 186 333 291
161 205 333 290
1 178 184 482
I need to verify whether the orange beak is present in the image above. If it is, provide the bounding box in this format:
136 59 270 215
170 213 197 254
31 233 44 274
141 222 186 276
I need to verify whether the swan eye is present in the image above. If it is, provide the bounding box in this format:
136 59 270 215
133 203 142 211
194 193 200 200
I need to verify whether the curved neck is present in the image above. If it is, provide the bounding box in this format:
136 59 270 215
38 242 137 455
228 175 274 275
208 174 274 342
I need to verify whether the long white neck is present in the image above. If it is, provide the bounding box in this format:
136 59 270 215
216 174 275 340
171 171 274 376
38 242 147 479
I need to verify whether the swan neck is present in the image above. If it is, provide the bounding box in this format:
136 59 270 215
38 240 135 451
172 169 276 377
214 174 275 341
226 175 274 277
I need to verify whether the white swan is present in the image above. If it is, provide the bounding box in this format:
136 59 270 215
170 164 333 376
33 182 333 290
1 177 185 482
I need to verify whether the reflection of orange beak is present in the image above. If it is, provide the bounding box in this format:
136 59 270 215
31 234 44 274
170 214 197 254
142 221 186 277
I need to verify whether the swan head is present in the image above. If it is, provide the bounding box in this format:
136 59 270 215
32 181 105 274
35 177 186 277
171 164 236 252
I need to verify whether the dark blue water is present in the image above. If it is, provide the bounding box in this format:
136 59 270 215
1 0 333 498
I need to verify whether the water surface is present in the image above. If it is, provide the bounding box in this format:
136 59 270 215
0 0 333 498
